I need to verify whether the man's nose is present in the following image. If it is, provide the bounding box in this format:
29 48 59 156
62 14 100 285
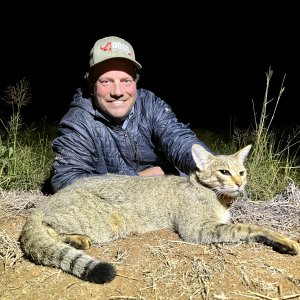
111 82 123 96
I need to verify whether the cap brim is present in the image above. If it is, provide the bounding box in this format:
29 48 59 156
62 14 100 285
92 56 142 70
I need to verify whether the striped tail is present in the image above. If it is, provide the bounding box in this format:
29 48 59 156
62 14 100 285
19 211 116 284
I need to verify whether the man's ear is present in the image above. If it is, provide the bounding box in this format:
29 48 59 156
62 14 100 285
84 72 90 81
135 73 140 82
84 72 95 94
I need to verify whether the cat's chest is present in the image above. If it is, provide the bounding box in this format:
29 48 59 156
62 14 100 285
219 209 231 224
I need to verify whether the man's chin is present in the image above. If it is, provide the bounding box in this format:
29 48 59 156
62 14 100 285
107 111 129 123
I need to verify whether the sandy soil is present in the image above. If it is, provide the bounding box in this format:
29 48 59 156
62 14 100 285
1 189 300 300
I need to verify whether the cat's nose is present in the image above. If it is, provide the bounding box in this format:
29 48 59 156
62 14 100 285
234 176 242 187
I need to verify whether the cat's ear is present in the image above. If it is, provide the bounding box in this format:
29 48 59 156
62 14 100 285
191 144 215 170
234 144 252 163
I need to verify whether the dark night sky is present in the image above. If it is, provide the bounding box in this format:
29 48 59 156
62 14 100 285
0 5 299 133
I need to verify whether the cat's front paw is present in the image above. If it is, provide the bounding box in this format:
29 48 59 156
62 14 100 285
277 239 299 255
289 240 300 255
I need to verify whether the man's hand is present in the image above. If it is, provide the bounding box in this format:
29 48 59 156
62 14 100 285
138 166 165 177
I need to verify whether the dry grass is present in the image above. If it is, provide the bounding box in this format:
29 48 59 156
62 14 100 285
0 230 23 271
0 189 46 272
231 179 300 239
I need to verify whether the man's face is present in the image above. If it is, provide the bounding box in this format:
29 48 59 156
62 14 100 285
92 58 137 122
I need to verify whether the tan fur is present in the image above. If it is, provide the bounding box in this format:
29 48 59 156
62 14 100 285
19 144 299 284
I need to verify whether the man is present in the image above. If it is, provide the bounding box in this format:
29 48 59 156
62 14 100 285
51 36 213 192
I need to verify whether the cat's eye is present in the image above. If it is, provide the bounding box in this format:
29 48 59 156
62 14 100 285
219 170 231 176
239 171 245 176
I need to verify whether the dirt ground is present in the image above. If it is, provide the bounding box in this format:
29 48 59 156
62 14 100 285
1 184 300 300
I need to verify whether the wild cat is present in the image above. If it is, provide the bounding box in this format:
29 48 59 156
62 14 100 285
19 144 299 284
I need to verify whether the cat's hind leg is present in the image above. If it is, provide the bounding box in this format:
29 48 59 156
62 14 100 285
63 234 92 250
45 224 92 250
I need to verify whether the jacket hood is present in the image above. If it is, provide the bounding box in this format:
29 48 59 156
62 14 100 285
70 88 111 123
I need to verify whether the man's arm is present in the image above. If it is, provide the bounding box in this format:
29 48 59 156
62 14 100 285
150 96 214 175
138 166 165 176
51 118 101 192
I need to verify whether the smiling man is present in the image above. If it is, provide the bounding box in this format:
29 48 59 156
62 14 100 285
91 58 138 123
51 36 214 192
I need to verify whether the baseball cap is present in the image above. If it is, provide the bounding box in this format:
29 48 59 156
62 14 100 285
89 36 142 70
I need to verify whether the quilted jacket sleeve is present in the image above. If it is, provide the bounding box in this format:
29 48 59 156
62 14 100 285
51 109 103 192
147 93 214 175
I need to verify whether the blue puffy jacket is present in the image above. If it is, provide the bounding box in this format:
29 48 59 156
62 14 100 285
51 88 212 192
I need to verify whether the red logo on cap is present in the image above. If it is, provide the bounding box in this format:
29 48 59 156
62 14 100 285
100 42 112 51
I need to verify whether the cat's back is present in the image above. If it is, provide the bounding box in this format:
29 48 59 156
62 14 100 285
41 174 187 212
62 173 185 197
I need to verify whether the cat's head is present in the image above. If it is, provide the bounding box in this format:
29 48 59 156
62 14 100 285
191 144 252 198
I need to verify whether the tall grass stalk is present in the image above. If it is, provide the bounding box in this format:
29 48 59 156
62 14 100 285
237 67 299 201
199 68 299 201
0 79 54 190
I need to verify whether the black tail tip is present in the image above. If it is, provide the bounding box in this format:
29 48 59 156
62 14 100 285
85 262 117 284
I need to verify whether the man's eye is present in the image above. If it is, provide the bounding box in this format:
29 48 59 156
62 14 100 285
99 80 111 86
123 80 133 85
